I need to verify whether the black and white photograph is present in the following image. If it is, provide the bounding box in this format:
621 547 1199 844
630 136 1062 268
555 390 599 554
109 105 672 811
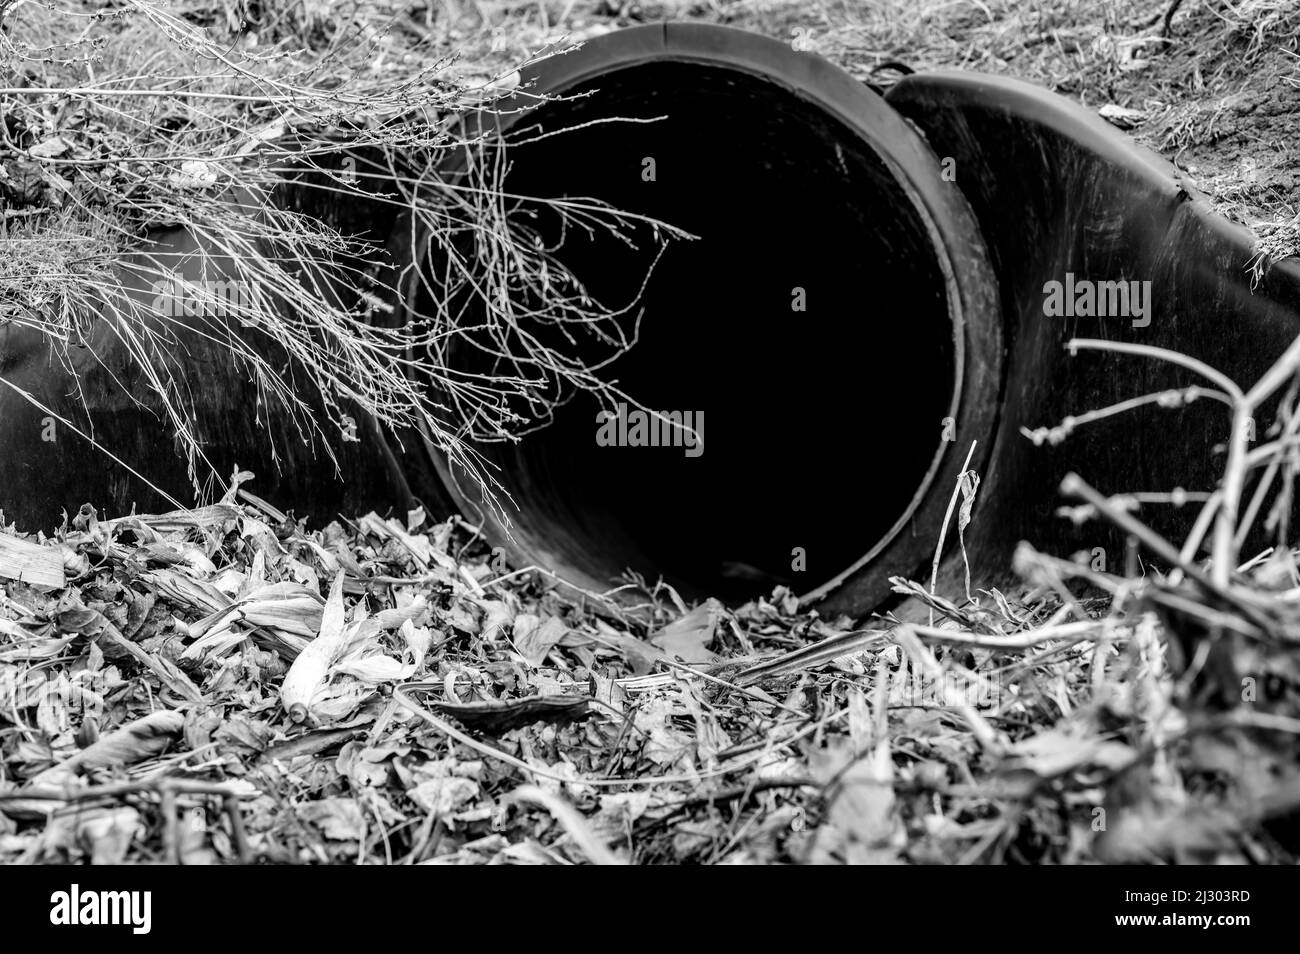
0 0 1296 897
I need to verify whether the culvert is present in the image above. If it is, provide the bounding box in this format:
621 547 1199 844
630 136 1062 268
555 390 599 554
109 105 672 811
411 25 1003 609
4 23 1300 618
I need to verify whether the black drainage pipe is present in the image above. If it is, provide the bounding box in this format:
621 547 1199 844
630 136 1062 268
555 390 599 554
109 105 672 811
414 23 1003 611
3 23 1299 618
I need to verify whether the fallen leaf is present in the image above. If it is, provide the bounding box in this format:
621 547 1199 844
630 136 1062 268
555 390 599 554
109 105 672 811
650 600 722 663
300 798 365 840
28 137 72 159
514 615 568 666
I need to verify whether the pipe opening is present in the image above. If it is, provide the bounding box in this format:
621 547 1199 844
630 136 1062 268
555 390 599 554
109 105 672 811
423 62 961 602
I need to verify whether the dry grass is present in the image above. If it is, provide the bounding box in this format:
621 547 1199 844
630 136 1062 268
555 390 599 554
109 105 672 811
0 0 685 515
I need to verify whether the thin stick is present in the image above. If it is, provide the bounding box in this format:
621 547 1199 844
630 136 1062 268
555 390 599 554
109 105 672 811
907 619 1101 651
929 440 979 625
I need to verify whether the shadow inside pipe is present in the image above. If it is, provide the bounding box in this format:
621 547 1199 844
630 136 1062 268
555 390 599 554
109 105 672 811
418 62 959 603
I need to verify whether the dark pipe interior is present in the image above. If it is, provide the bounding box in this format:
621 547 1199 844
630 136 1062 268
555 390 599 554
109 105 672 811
422 63 958 602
